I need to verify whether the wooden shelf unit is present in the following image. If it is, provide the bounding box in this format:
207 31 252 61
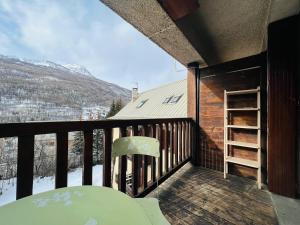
224 86 261 189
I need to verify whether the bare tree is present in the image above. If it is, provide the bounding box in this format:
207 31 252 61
34 141 55 177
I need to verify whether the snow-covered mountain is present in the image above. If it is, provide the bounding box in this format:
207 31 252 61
0 55 95 78
0 55 131 123
63 64 93 77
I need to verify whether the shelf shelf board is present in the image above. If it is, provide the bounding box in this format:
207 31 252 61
225 156 259 168
226 88 259 95
227 125 258 129
226 140 258 149
227 108 259 111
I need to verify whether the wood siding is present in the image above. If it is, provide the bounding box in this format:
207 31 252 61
267 15 298 198
298 14 300 197
188 55 267 180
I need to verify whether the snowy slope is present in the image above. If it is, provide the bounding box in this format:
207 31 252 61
0 55 131 122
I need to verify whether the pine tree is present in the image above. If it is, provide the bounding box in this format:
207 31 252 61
115 98 123 112
72 114 84 154
106 100 116 118
93 129 104 164
106 99 124 118
93 112 104 164
72 131 84 155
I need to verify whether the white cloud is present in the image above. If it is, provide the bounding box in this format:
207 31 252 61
0 0 186 91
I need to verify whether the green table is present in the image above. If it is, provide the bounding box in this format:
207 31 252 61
0 186 153 225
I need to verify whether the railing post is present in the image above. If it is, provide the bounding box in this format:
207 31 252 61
56 132 68 188
170 123 174 169
151 124 157 183
187 121 191 157
118 127 127 193
174 122 178 166
185 121 188 159
158 124 163 177
132 125 139 196
17 135 34 199
178 122 182 163
143 125 150 190
164 123 169 173
182 122 185 160
83 130 93 185
188 121 192 158
103 128 112 187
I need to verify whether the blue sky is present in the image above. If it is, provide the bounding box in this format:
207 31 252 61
0 0 186 91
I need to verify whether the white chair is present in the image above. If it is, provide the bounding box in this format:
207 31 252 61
112 136 170 225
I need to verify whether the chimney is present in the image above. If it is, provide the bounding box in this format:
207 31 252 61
132 87 138 102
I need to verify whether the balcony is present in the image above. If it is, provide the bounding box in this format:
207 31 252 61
0 1 299 223
0 117 279 224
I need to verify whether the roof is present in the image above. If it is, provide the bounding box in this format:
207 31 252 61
100 0 299 66
110 79 187 119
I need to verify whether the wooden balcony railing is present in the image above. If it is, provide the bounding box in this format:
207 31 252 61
0 118 194 200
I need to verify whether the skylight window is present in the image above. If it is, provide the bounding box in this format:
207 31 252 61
163 96 173 104
136 99 148 108
169 94 183 104
162 94 183 104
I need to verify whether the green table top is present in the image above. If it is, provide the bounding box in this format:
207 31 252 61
0 186 153 225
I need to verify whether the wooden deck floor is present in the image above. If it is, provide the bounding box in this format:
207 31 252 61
149 163 278 225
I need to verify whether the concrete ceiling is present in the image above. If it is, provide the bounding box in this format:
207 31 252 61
170 0 273 65
99 0 299 67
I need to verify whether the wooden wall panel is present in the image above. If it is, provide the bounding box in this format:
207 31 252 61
229 146 257 161
268 15 298 198
228 111 257 126
297 14 300 197
228 94 257 108
230 130 257 144
229 164 257 180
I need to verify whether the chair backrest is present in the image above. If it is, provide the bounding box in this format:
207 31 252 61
112 136 160 158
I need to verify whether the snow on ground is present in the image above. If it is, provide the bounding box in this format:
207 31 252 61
0 165 103 206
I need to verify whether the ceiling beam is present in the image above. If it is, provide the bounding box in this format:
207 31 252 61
198 52 266 77
159 0 200 21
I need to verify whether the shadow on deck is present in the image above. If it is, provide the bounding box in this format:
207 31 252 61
149 163 278 225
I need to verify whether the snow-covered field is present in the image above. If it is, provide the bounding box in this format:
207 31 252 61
0 165 103 206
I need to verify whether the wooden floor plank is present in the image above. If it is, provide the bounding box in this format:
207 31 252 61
148 163 278 225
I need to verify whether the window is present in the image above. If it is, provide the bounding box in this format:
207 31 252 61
163 96 173 104
136 99 148 108
169 94 183 104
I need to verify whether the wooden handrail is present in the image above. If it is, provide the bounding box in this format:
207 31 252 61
0 118 192 138
0 117 194 200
